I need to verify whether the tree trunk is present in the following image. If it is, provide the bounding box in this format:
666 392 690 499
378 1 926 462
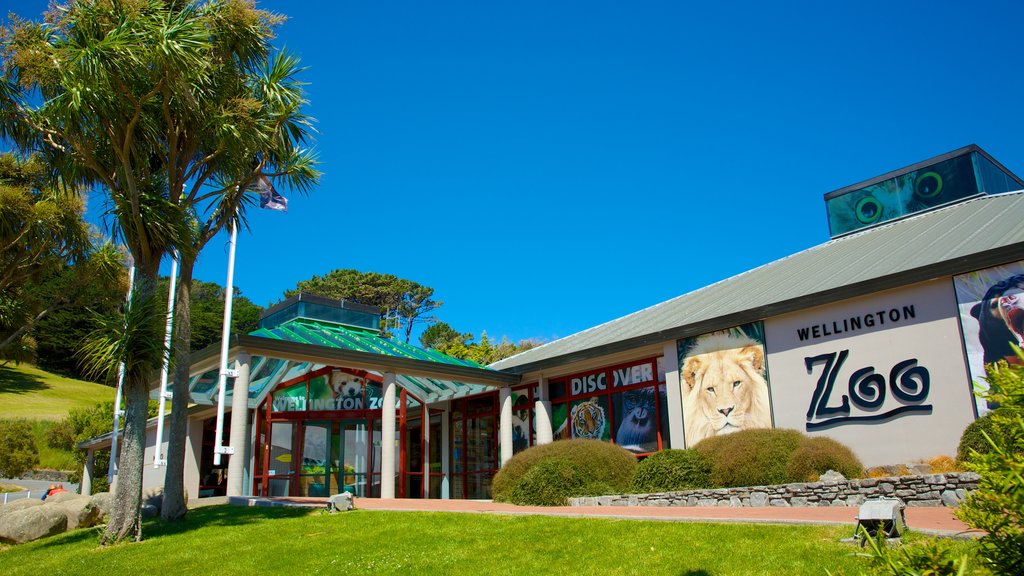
102 266 159 544
161 257 194 521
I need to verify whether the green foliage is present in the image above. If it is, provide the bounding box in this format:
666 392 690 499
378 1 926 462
492 439 636 504
0 152 112 364
157 276 261 353
419 321 469 350
46 400 158 490
785 436 864 482
859 527 978 576
693 428 862 487
0 418 39 477
957 409 1012 464
286 269 440 342
693 428 805 487
956 352 1024 575
506 458 615 506
630 449 714 493
428 328 543 365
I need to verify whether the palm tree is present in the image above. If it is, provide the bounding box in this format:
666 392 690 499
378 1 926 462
1 0 318 541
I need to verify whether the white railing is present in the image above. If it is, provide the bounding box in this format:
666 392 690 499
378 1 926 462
1 490 36 504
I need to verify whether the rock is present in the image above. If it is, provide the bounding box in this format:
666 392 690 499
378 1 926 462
327 492 354 512
50 497 102 530
0 498 43 520
750 492 769 506
940 491 960 508
89 492 114 517
819 470 846 483
0 505 68 544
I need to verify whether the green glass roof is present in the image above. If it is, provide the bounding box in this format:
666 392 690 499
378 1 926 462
177 318 495 409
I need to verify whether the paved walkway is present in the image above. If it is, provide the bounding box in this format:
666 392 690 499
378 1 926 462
231 496 975 537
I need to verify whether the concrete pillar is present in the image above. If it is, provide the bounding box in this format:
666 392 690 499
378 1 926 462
535 378 553 445
499 386 513 467
662 344 685 449
81 450 95 496
226 352 251 497
381 372 397 498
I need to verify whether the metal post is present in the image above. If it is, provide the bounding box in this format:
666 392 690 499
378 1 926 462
214 218 239 466
154 251 177 467
108 264 135 484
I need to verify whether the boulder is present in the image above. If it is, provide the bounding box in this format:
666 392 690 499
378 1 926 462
819 470 846 483
0 498 43 520
50 497 103 530
89 492 114 518
0 505 67 544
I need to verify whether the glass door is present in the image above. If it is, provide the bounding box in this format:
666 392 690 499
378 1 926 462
300 421 333 497
337 420 369 497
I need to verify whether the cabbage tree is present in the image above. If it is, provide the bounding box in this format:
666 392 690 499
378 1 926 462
1 0 318 541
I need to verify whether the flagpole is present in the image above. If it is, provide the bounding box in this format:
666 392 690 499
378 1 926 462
108 262 135 484
213 211 239 466
153 250 178 468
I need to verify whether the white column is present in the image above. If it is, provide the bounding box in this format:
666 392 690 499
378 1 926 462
535 378 553 445
380 372 397 498
499 386 513 467
422 404 430 499
662 344 685 448
226 352 251 496
81 450 95 496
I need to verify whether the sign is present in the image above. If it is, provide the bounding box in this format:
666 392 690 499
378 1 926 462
763 280 974 466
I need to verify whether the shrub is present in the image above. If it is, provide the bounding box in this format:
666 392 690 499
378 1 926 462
630 449 713 493
957 408 1011 464
785 436 863 482
492 439 636 503
956 354 1024 575
0 419 40 477
926 455 959 474
506 459 615 506
693 428 805 487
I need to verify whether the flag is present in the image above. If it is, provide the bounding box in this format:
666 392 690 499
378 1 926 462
256 176 288 212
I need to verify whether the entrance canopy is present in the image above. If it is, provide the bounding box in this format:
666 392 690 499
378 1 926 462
164 318 521 409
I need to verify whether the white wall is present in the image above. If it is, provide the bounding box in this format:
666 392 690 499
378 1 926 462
763 279 975 467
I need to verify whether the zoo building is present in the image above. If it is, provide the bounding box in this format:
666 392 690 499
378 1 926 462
78 144 1024 501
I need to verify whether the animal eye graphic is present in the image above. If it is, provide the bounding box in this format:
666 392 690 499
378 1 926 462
706 386 715 393
732 381 742 388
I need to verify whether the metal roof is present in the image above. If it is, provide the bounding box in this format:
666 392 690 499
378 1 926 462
162 318 519 410
492 191 1024 373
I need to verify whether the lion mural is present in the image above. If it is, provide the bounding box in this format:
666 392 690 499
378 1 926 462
680 331 772 446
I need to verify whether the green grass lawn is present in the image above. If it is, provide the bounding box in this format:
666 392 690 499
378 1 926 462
0 363 114 421
0 505 882 575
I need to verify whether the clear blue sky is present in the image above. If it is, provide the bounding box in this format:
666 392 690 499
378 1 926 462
6 1 1024 345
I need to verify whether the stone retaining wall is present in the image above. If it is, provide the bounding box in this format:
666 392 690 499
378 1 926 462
569 472 980 508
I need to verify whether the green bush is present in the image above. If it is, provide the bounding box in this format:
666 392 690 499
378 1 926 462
693 428 805 487
506 459 615 506
630 449 713 493
492 439 636 503
957 408 1011 464
0 419 40 477
956 355 1024 575
785 436 863 482
693 428 863 488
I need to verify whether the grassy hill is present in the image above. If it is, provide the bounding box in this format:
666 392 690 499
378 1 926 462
0 363 115 421
0 364 116 473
